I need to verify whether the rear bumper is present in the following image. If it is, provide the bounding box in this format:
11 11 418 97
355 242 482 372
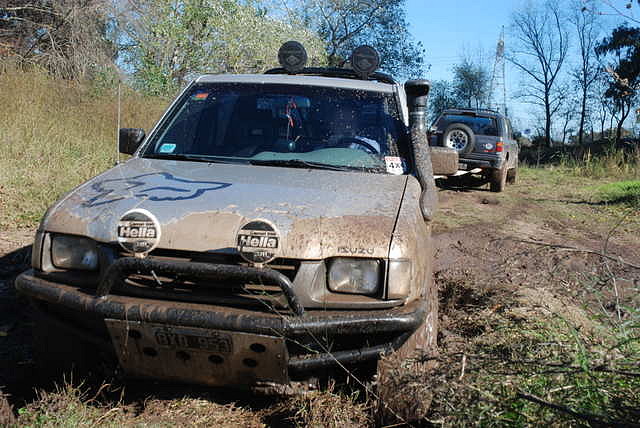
16 270 427 384
459 154 504 170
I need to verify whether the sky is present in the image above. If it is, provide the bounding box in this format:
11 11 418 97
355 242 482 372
404 0 631 133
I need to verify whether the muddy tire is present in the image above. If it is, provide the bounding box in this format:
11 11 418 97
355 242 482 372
32 308 94 385
375 280 438 425
489 165 507 193
506 158 518 184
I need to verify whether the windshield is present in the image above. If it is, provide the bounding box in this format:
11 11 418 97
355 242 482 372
142 82 408 173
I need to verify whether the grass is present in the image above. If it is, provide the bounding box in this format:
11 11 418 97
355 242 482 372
594 180 640 208
0 64 168 230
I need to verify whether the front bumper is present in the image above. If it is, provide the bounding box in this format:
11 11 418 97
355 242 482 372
16 269 427 387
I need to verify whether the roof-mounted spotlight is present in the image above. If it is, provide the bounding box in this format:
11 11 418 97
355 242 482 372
351 45 380 80
278 41 308 74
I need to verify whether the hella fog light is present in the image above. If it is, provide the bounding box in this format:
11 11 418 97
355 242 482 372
328 258 381 295
51 235 99 271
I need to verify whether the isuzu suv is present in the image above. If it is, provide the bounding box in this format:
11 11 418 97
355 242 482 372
16 43 456 392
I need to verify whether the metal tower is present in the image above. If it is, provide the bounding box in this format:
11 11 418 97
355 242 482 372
488 27 508 116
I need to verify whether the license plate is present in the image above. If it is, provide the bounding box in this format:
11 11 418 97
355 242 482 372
155 329 233 353
458 162 467 170
105 320 288 386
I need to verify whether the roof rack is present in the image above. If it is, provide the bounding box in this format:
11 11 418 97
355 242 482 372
265 67 397 85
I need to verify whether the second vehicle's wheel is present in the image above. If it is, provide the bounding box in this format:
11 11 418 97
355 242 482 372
441 123 475 154
489 165 507 192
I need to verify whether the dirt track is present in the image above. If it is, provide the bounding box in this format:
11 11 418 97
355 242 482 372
1 172 639 423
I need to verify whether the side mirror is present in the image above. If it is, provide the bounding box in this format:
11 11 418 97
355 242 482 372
119 128 145 155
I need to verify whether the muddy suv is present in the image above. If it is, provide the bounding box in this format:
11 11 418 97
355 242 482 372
430 108 518 192
16 43 456 392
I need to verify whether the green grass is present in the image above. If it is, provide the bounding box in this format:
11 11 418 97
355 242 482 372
594 180 640 208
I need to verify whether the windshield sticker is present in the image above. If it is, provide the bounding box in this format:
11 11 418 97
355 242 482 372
385 156 405 175
192 92 209 101
158 143 176 153
117 208 161 255
237 220 280 265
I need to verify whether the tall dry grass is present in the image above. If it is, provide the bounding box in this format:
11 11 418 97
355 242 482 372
558 145 640 180
0 65 168 229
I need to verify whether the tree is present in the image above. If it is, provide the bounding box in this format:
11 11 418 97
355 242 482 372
508 1 569 147
452 55 491 109
571 1 602 145
596 25 640 142
283 0 426 79
119 0 325 95
0 0 115 80
428 80 455 122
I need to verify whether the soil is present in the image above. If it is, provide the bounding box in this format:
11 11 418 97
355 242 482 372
0 175 639 422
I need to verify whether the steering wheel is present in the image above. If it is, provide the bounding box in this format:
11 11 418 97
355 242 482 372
335 137 379 154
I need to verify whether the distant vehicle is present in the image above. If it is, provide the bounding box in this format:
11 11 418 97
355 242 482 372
430 108 519 192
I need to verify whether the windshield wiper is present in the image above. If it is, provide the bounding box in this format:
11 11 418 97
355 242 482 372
144 153 235 163
248 159 350 171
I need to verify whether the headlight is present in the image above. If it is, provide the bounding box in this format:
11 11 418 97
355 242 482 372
327 258 381 295
51 235 99 271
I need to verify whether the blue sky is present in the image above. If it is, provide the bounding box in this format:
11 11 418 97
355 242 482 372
405 0 533 130
404 1 630 133
406 0 515 82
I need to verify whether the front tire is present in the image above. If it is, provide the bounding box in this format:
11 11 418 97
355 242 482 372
376 281 438 424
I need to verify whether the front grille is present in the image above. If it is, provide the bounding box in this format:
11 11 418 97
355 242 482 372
110 247 300 312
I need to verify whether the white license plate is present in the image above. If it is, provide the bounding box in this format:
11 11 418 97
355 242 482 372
458 162 467 170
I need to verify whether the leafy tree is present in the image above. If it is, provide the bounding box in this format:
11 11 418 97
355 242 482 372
596 24 640 142
120 0 325 96
452 57 490 109
508 0 569 147
428 80 455 123
283 0 426 79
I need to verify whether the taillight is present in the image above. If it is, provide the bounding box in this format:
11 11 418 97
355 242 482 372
496 141 504 152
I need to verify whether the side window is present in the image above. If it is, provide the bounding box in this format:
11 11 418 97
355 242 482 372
505 119 513 140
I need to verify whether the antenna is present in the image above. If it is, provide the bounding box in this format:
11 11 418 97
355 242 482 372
116 82 121 165
488 27 508 116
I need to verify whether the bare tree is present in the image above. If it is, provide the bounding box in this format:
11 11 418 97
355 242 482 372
508 0 570 147
571 1 602 145
0 0 115 80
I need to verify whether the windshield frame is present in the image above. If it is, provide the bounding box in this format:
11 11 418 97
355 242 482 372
137 78 412 175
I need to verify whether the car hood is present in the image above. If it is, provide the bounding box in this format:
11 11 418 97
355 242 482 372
42 158 408 259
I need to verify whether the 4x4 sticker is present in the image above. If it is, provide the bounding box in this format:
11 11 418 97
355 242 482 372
237 220 279 265
117 208 161 255
385 156 405 175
